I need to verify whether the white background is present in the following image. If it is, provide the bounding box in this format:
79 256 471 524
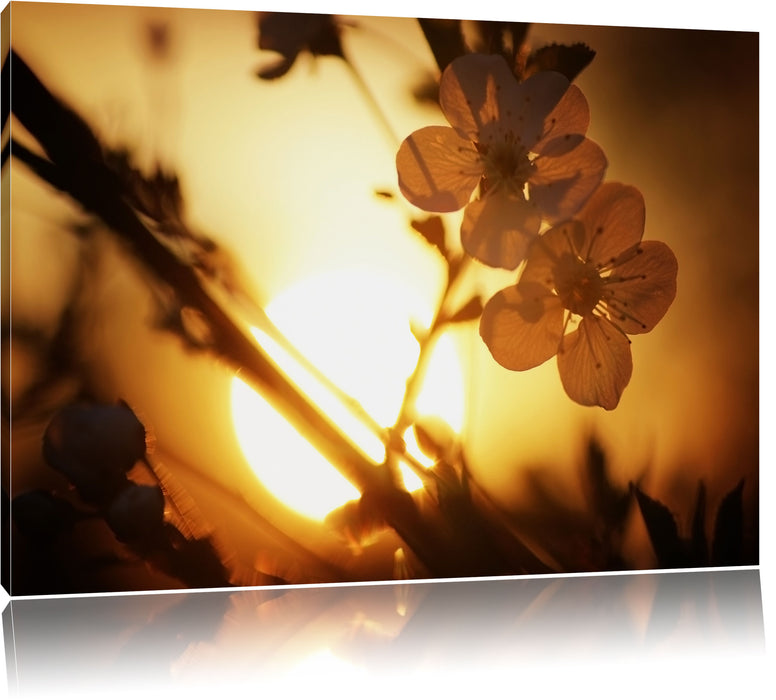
1 0 772 696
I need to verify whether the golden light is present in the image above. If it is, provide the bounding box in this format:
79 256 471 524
231 265 466 521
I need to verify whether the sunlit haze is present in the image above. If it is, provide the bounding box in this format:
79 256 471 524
231 266 466 520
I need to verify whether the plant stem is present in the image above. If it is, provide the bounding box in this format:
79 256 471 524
388 255 471 481
338 47 474 488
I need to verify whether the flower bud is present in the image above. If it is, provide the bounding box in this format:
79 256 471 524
106 483 165 543
12 489 84 541
42 402 147 503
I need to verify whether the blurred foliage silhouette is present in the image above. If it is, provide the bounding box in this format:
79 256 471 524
2 8 757 594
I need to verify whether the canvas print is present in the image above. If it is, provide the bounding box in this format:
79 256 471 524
1 3 758 595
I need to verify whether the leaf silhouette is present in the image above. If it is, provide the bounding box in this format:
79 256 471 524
526 43 596 82
105 149 186 231
257 12 344 80
711 479 745 566
417 18 466 73
411 215 448 258
632 485 685 568
583 437 631 533
447 296 483 324
465 20 529 73
410 72 440 106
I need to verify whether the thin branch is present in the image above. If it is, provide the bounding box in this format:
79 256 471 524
342 55 401 149
390 256 471 445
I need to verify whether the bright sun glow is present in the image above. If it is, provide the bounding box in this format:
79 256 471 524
231 266 466 521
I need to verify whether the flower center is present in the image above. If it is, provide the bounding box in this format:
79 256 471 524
553 253 605 317
481 139 532 196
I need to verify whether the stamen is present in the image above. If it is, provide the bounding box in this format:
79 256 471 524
560 225 579 257
599 245 645 274
558 311 573 353
604 297 647 330
596 256 618 273
584 317 603 369
585 225 604 260
606 273 648 284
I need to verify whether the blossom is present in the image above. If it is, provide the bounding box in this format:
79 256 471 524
396 53 607 269
479 182 677 409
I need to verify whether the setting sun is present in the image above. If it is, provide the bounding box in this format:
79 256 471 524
231 265 466 520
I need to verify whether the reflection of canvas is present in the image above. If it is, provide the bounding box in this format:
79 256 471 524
1 3 759 596
3 570 766 694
